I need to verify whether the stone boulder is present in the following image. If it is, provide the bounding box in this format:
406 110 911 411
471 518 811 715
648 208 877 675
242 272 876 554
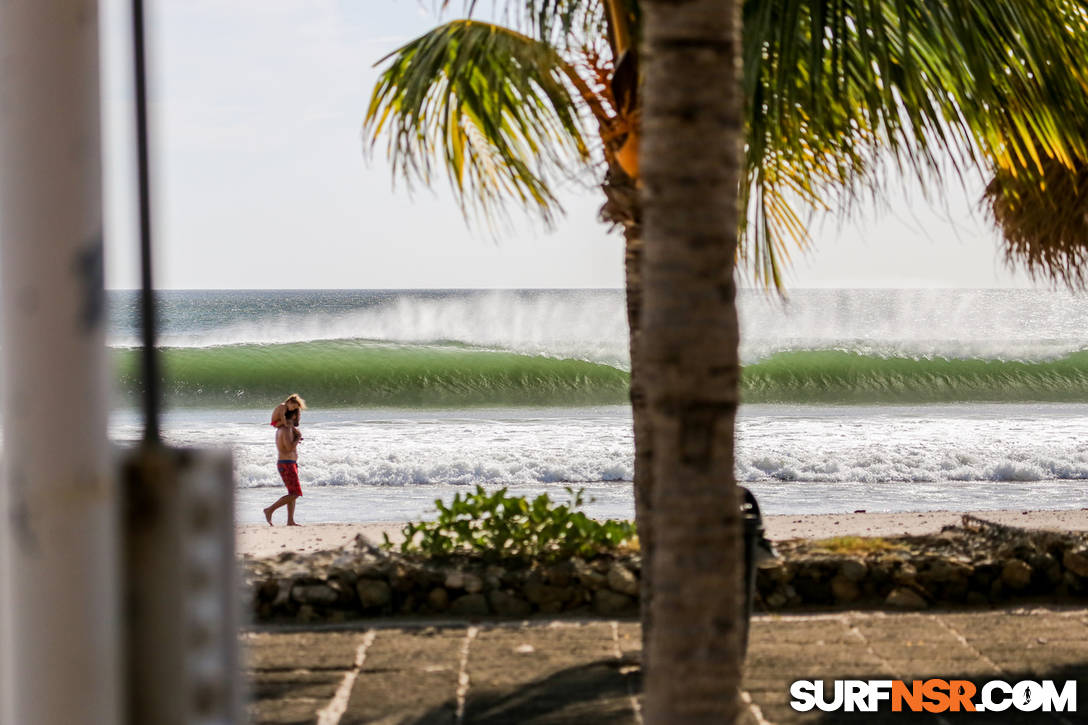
594 589 636 616
607 562 639 597
489 590 532 617
885 587 927 610
1063 547 1088 577
1001 558 1033 590
450 593 489 616
356 578 392 610
291 584 340 607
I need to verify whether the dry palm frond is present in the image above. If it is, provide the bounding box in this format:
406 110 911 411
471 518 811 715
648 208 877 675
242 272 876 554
985 157 1088 289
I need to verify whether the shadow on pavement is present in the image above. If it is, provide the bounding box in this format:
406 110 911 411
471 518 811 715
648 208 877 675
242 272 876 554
408 657 641 725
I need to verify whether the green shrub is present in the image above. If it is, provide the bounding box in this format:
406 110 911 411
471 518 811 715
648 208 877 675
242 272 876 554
384 485 637 560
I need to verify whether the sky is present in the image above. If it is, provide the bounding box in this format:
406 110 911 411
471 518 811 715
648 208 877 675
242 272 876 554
100 0 1037 290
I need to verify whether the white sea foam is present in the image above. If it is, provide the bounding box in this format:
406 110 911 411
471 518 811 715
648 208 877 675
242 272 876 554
113 402 1088 496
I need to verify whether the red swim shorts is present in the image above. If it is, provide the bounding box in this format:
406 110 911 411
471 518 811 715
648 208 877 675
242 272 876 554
277 460 302 497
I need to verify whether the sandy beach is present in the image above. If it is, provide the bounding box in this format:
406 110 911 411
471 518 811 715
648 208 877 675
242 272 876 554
236 508 1088 558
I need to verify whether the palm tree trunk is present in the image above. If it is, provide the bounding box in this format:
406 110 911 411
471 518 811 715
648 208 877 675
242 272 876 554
640 0 744 721
624 210 655 660
601 165 655 659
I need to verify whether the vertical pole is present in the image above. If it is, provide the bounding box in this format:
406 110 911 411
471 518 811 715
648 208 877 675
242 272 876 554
120 1 242 722
132 0 161 443
0 1 120 723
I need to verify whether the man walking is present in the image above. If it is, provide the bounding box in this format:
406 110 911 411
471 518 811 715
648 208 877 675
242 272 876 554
263 407 303 526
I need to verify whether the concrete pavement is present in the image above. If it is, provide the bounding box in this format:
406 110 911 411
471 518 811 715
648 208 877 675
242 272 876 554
244 606 1088 724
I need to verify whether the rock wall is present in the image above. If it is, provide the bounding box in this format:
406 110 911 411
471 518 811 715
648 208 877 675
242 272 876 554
244 518 1088 623
759 517 1088 611
245 541 642 623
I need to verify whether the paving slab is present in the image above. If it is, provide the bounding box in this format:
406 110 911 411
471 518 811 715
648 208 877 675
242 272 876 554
463 623 634 724
343 628 464 724
245 631 369 724
245 606 1088 724
244 631 364 671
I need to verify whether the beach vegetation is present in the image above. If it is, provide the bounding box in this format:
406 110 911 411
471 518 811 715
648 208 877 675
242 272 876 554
385 485 637 560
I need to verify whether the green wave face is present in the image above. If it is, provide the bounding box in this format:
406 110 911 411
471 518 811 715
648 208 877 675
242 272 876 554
113 343 1088 408
112 340 631 408
742 350 1088 404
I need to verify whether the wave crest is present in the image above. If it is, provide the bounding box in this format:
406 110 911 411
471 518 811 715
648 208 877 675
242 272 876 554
113 339 629 407
113 342 1088 407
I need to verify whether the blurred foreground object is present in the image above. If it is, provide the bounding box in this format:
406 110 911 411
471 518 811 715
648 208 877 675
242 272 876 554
1 1 240 722
0 0 120 722
123 446 240 725
122 0 241 717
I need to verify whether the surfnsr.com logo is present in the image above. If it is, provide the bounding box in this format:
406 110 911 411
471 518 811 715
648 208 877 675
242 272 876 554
790 679 1077 713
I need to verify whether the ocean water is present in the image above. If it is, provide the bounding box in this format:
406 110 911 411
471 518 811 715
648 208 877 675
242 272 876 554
107 289 1088 524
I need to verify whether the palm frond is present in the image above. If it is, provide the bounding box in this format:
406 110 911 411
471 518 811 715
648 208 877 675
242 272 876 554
442 1 610 54
373 1 1088 289
365 19 601 226
741 0 1088 288
518 0 606 48
985 158 1088 288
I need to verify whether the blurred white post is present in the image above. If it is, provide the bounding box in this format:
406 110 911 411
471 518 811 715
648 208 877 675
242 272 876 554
123 446 241 725
0 0 120 724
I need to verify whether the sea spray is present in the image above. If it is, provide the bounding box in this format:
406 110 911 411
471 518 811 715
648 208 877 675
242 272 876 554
109 289 631 367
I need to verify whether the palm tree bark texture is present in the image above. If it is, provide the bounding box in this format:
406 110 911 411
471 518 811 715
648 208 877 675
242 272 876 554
640 0 744 722
602 161 657 663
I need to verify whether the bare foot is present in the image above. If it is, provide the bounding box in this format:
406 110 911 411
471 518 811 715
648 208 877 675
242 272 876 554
263 507 274 526
287 521 301 526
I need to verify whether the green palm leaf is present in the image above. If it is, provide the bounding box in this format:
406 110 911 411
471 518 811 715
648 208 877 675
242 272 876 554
369 1 1088 287
365 19 601 226
445 1 629 53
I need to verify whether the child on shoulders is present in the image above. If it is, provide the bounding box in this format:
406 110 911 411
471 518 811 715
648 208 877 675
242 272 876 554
271 393 307 428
